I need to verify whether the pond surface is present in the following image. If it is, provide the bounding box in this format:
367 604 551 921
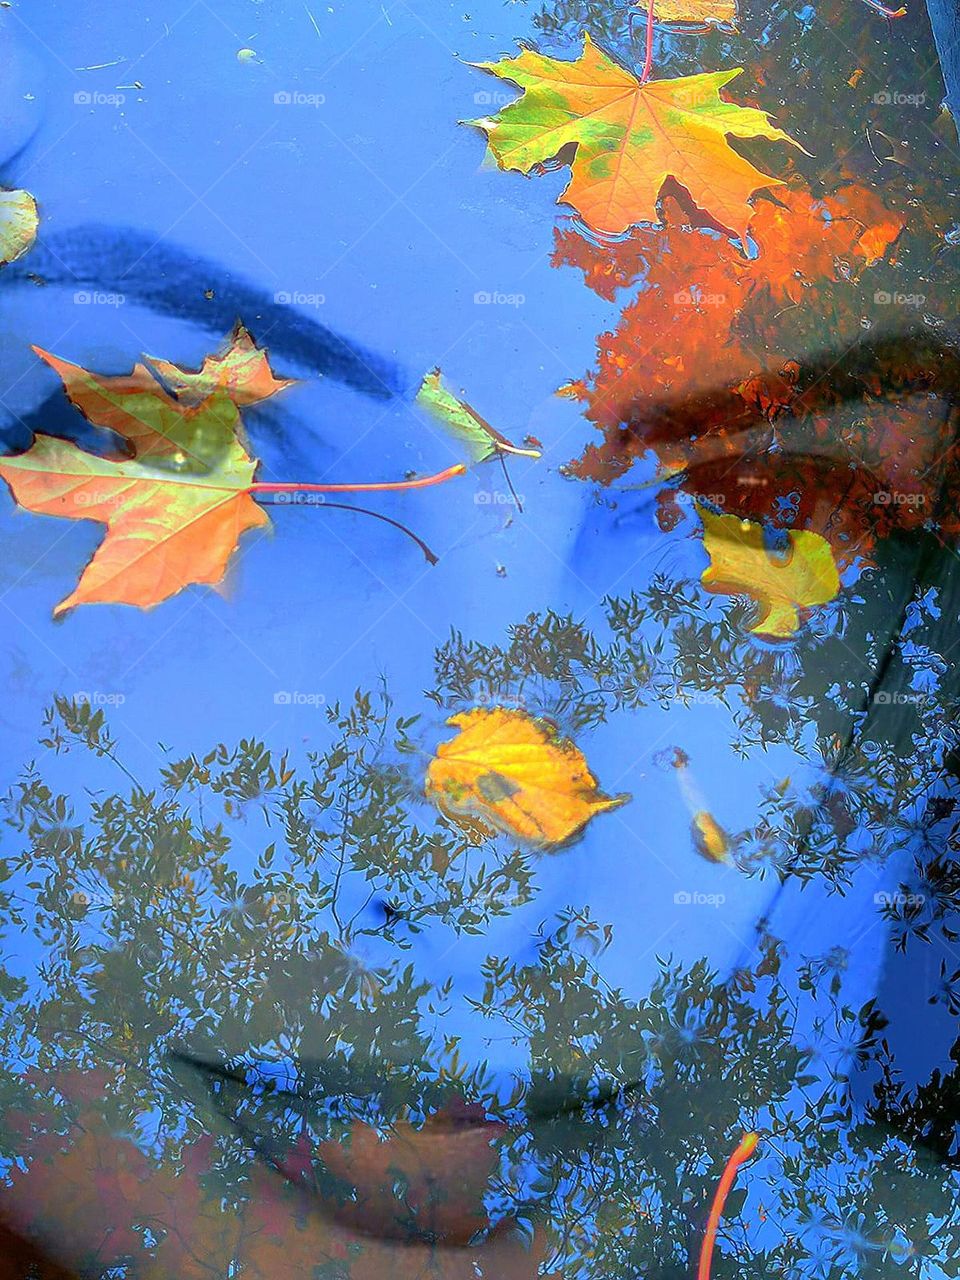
0 0 959 1276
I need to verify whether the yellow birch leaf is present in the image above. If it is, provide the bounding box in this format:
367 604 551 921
426 707 629 847
652 0 738 24
698 504 840 636
0 187 39 266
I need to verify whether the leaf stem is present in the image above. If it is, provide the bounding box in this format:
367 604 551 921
861 0 906 15
496 442 542 459
247 462 466 497
697 1132 759 1280
304 499 440 564
639 0 656 85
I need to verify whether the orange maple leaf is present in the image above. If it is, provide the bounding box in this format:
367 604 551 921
0 394 268 615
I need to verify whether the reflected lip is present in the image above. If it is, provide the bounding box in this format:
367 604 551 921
169 1048 638 1243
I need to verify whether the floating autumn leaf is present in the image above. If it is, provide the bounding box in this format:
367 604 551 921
698 505 840 636
415 368 541 463
662 745 733 863
691 810 732 863
426 707 628 846
652 0 738 24
0 420 269 616
466 34 803 239
0 187 39 267
144 321 296 407
2 348 465 616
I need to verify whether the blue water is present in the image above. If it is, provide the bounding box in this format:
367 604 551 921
0 1 959 1276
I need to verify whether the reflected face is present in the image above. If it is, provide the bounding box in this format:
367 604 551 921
1 1 959 1275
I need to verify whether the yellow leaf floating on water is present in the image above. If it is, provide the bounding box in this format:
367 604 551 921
426 707 629 847
698 505 840 637
691 810 731 863
0 187 39 266
653 0 738 24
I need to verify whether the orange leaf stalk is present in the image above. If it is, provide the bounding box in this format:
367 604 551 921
640 0 656 84
248 462 466 497
697 1132 759 1280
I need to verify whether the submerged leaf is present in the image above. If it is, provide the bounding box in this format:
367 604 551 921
0 187 39 266
415 369 541 463
466 34 803 239
144 321 296 406
426 707 628 846
698 505 840 636
33 346 251 471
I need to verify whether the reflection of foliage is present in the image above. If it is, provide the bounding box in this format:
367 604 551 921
2 692 539 1126
0 643 956 1274
431 536 960 906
